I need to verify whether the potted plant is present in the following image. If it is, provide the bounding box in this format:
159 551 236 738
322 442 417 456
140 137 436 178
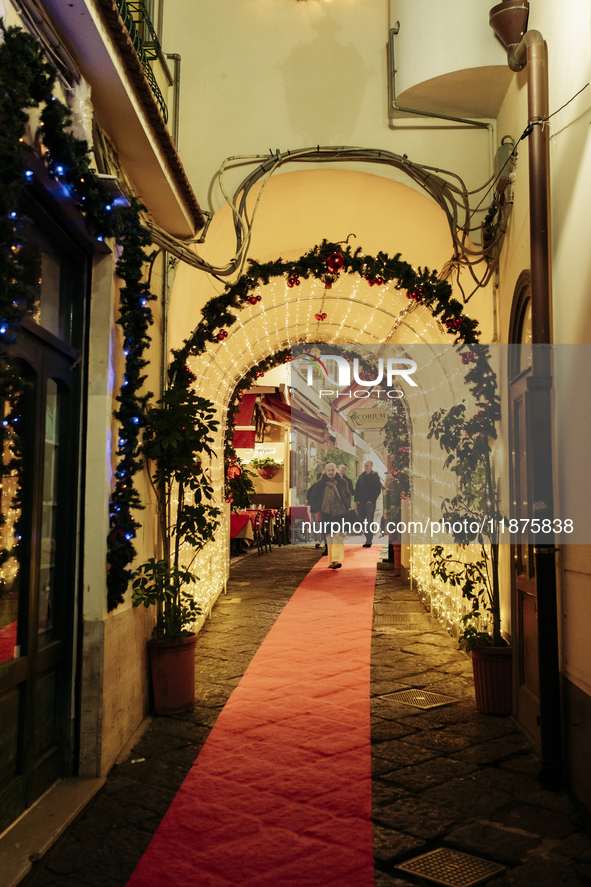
251 456 282 480
225 456 257 509
132 366 220 714
428 346 511 715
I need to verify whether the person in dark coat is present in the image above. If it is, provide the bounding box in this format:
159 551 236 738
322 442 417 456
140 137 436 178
338 462 355 498
307 473 326 552
354 459 382 547
308 462 351 569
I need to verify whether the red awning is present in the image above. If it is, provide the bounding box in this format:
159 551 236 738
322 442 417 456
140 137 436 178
330 381 381 414
330 406 356 455
234 394 257 426
232 394 257 449
262 394 327 443
233 430 256 448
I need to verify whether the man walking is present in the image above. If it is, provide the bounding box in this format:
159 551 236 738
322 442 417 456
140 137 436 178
338 462 355 498
354 460 382 547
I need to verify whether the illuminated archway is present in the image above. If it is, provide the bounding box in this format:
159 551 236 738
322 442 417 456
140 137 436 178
166 169 492 617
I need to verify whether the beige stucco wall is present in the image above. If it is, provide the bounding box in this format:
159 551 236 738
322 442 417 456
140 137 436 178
79 248 165 776
494 3 591 701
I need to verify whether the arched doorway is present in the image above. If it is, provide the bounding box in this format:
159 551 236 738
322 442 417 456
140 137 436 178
165 168 491 617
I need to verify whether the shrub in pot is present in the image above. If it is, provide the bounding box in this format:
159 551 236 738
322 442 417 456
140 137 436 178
132 367 220 714
429 347 511 715
251 456 282 480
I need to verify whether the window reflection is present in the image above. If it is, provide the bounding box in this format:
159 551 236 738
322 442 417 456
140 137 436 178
39 380 60 648
19 226 74 343
0 388 24 664
517 296 532 375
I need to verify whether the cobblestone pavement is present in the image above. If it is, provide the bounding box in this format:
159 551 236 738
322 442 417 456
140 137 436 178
21 546 591 887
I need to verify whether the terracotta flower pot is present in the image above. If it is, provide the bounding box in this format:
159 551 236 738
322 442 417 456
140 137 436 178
257 466 279 480
471 644 512 716
148 633 197 715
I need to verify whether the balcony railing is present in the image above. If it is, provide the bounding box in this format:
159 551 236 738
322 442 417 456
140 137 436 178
116 0 168 123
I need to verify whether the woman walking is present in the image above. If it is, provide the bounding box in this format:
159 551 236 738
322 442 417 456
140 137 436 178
307 462 351 569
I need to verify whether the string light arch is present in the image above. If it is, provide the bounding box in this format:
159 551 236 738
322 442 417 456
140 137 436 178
168 239 483 622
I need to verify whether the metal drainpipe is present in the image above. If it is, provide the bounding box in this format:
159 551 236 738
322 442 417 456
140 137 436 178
161 250 168 397
506 31 563 787
166 53 181 148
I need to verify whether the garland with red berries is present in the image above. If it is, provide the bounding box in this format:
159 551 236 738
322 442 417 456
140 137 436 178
168 240 480 365
0 24 155 610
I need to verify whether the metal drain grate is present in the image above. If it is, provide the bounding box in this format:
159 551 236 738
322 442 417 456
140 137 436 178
375 688 456 709
396 848 506 887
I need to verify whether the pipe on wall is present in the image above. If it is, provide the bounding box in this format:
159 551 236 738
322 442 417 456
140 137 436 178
491 11 563 787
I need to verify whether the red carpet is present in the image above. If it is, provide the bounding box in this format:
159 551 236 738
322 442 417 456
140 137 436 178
127 546 381 887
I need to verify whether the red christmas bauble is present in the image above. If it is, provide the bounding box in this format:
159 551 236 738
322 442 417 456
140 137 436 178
227 464 242 479
326 253 345 273
287 274 301 288
407 286 424 303
216 330 228 341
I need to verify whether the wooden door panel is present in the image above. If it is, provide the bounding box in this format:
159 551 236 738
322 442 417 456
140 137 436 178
511 372 540 748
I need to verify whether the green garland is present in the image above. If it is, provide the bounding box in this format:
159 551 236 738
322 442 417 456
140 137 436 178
167 240 480 505
168 240 480 368
0 23 155 610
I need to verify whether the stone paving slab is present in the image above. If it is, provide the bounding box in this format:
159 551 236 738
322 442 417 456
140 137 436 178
443 820 542 867
17 545 591 887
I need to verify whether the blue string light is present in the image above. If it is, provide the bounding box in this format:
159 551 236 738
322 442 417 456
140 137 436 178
9 212 16 219
24 170 33 179
131 417 140 425
55 165 64 175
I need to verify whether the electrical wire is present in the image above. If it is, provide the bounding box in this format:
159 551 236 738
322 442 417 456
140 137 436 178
150 145 501 285
544 81 590 124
